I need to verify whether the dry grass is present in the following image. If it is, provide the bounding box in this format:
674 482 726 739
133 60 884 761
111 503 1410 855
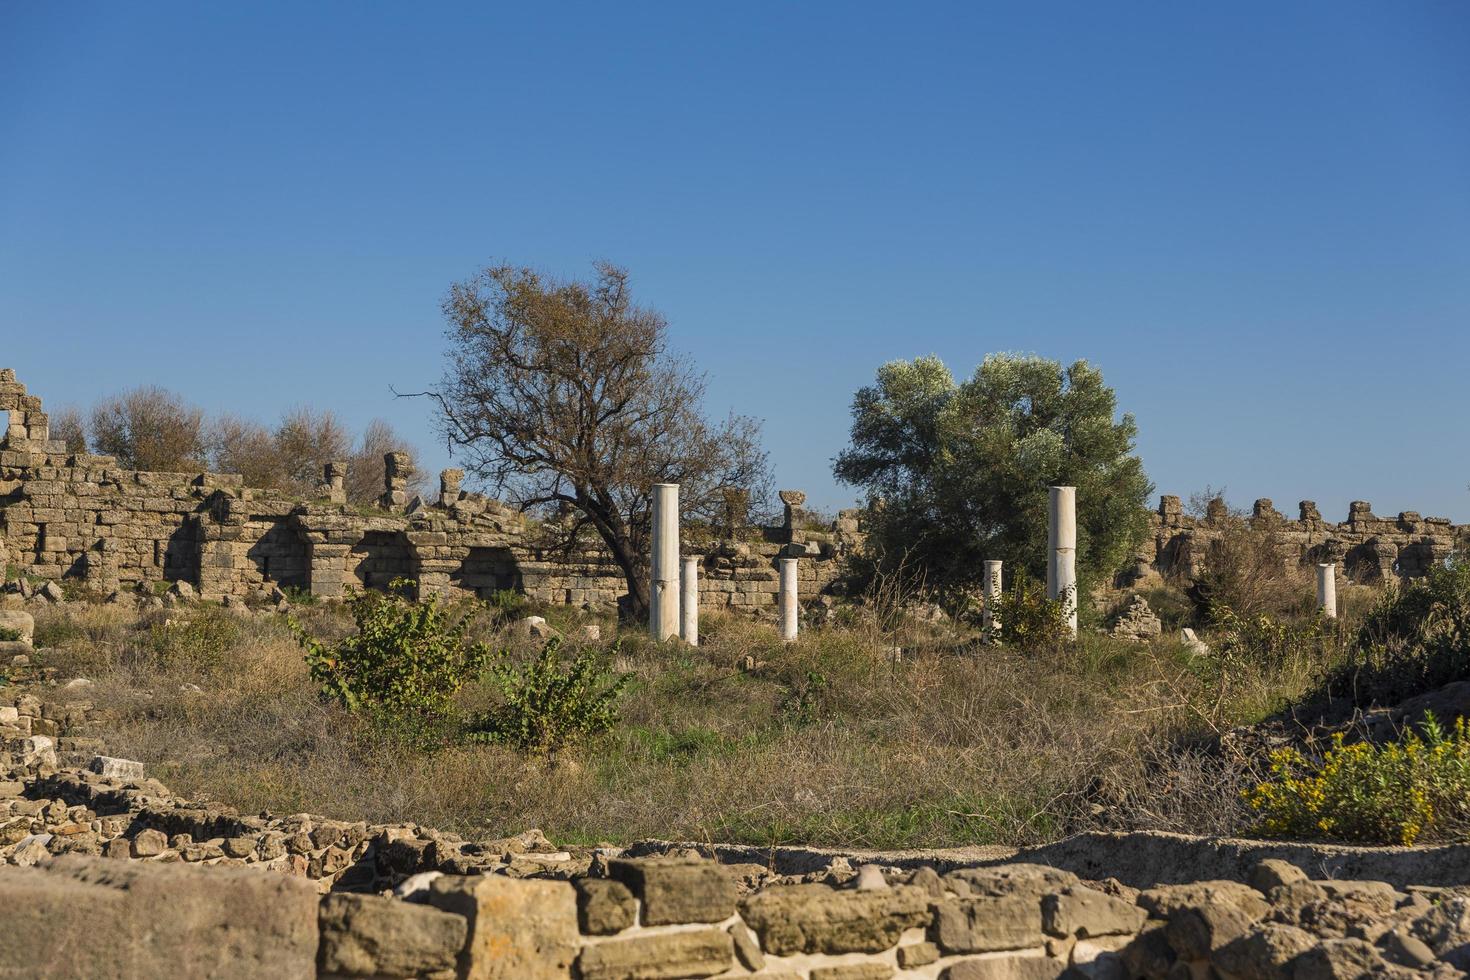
27 595 1352 849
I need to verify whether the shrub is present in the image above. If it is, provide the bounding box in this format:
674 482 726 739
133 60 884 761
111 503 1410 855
486 588 529 622
1192 519 1309 620
1309 557 1470 712
1212 607 1326 672
992 570 1073 649
1244 714 1470 845
148 607 244 671
474 637 629 762
291 583 492 718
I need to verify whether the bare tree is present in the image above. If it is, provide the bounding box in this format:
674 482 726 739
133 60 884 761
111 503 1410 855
209 414 288 489
347 418 423 504
274 407 352 495
90 386 207 472
426 262 769 620
49 407 87 454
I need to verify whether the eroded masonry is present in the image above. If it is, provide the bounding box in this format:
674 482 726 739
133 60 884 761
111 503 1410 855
2 367 1466 610
0 370 857 610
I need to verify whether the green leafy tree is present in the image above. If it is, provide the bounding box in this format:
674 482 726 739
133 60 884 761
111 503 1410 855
834 354 1151 602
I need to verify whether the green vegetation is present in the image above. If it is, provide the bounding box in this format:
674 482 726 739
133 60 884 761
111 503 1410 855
834 353 1152 604
1246 714 1470 846
990 570 1073 648
1309 558 1470 712
473 637 630 763
291 582 492 719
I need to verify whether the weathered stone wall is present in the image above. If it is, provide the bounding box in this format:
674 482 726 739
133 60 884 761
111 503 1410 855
0 369 857 614
1140 494 1470 585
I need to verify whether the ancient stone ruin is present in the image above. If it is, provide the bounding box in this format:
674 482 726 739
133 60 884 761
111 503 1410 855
0 369 857 613
1140 494 1470 586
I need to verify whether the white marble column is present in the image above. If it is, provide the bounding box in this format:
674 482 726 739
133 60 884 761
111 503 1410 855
680 556 699 646
650 483 680 641
982 559 1003 642
1047 486 1078 639
779 558 799 643
1317 563 1338 619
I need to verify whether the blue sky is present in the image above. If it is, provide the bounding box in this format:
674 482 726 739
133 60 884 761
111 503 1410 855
2 2 1467 520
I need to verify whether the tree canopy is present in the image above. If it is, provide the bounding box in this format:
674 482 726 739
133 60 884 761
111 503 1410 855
430 261 769 620
834 353 1152 602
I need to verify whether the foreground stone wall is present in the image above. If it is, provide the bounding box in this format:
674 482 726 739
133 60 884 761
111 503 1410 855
1140 494 1470 585
0 369 856 614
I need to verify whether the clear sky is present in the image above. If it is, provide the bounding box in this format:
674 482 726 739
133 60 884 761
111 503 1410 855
2 3 1467 521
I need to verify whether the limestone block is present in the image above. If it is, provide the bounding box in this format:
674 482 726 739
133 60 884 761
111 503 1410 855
574 927 733 980
428 872 577 979
739 883 931 955
318 892 467 978
0 854 318 978
608 856 736 925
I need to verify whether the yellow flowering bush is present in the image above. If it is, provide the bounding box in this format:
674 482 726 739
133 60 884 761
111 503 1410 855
1244 714 1470 845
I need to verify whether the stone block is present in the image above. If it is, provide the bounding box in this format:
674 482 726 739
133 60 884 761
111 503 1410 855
318 892 467 978
608 856 736 925
810 965 894 980
574 878 636 935
941 951 1066 980
574 927 732 980
428 873 577 979
89 756 145 781
0 854 317 978
739 883 931 955
1041 886 1147 938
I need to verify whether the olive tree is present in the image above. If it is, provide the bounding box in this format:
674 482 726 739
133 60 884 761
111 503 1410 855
834 353 1151 603
427 262 769 620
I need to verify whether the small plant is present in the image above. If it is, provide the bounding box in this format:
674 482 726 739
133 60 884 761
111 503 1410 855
0 626 22 643
291 580 492 719
992 570 1073 649
779 669 829 726
474 637 629 763
1244 713 1470 845
486 588 528 621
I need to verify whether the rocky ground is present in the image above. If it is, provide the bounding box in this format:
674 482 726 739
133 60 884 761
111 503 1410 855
5 633 1470 979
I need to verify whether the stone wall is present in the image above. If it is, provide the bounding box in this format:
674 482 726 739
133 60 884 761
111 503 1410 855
0 369 857 614
1139 494 1470 585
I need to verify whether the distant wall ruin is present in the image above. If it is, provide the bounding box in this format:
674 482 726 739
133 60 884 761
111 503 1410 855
0 370 857 610
1141 494 1470 585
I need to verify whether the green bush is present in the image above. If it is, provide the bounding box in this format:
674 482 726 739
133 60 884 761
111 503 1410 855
1312 558 1470 710
1211 607 1326 671
1244 714 1470 845
474 637 629 762
291 583 492 719
148 608 244 671
992 570 1073 649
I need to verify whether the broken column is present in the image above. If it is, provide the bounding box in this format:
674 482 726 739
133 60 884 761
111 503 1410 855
439 468 464 507
650 483 680 641
778 489 806 540
1047 486 1078 639
982 559 1002 642
1317 563 1338 619
380 452 413 510
779 558 799 642
680 556 699 646
320 461 347 504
